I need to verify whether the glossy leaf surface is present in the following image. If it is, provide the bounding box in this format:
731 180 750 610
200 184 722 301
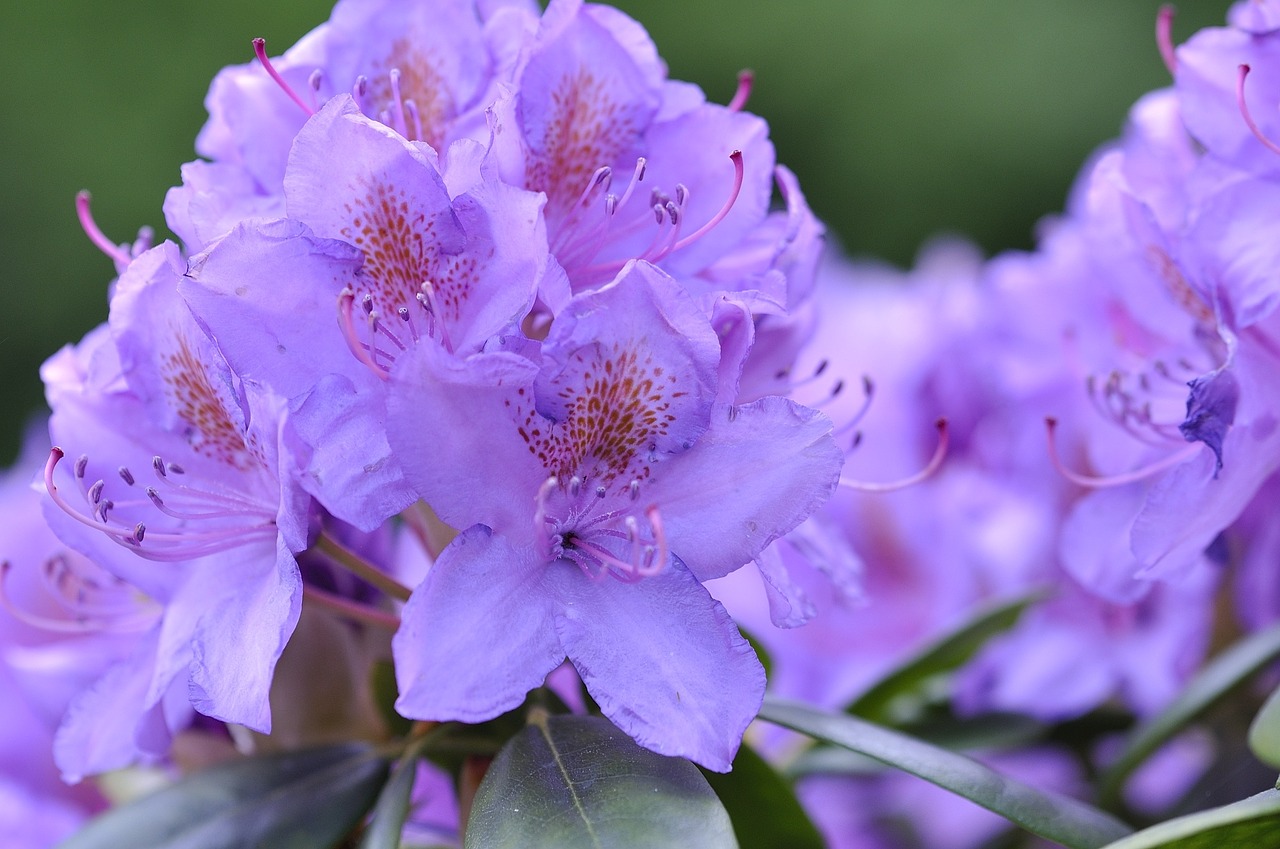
464 713 737 849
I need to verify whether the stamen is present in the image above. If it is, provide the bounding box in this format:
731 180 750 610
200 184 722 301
337 288 391 380
1156 5 1177 77
1237 64 1280 156
45 449 276 560
570 537 642 578
0 561 151 635
387 68 409 137
118 466 135 486
1044 417 1201 488
417 281 455 352
303 584 402 631
314 532 412 602
614 158 647 212
252 38 315 117
839 419 950 493
404 99 424 141
639 505 668 577
75 191 131 267
728 69 755 112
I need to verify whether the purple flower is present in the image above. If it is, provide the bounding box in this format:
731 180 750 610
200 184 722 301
167 0 520 251
181 94 554 531
486 0 823 306
0 428 126 821
40 243 314 775
385 261 841 770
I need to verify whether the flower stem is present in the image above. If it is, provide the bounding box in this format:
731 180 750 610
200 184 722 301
314 532 413 602
302 584 402 631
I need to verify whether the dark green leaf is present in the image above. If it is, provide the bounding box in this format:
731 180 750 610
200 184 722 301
758 697 1132 849
1250 684 1280 770
58 743 390 849
359 748 421 849
701 743 824 849
464 713 737 849
1098 623 1280 808
1097 788 1280 849
847 591 1044 724
790 712 1045 778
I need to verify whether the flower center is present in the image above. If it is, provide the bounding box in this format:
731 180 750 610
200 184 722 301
533 475 668 581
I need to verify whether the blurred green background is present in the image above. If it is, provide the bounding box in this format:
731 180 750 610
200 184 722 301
0 0 1232 463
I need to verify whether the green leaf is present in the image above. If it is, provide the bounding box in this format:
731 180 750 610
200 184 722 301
1097 788 1280 849
58 743 390 849
359 749 421 849
847 591 1044 724
464 713 738 849
1099 622 1280 808
701 744 824 849
1250 684 1280 770
758 697 1132 849
790 712 1046 778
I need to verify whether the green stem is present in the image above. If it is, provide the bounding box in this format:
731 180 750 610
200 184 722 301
315 532 412 602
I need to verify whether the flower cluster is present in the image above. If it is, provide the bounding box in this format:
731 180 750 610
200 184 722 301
10 1 1280 847
5 0 839 802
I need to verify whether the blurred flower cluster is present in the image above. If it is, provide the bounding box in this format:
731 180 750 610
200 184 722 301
7 1 1280 847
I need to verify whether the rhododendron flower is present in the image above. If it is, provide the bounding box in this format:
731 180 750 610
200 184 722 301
386 261 841 770
40 243 314 775
181 94 554 530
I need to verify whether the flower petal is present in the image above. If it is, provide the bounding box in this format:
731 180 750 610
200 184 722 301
393 526 563 723
546 557 764 772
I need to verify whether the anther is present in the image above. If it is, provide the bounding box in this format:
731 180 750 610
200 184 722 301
629 479 641 501
73 454 88 479
146 487 164 508
570 476 583 497
252 38 315 117
117 466 134 486
1237 64 1280 156
595 486 607 499
133 523 146 543
166 463 185 475
352 75 368 112
88 480 104 505
152 456 167 477
307 68 324 110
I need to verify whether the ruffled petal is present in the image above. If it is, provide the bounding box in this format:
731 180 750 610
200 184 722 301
547 556 764 772
393 526 563 722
